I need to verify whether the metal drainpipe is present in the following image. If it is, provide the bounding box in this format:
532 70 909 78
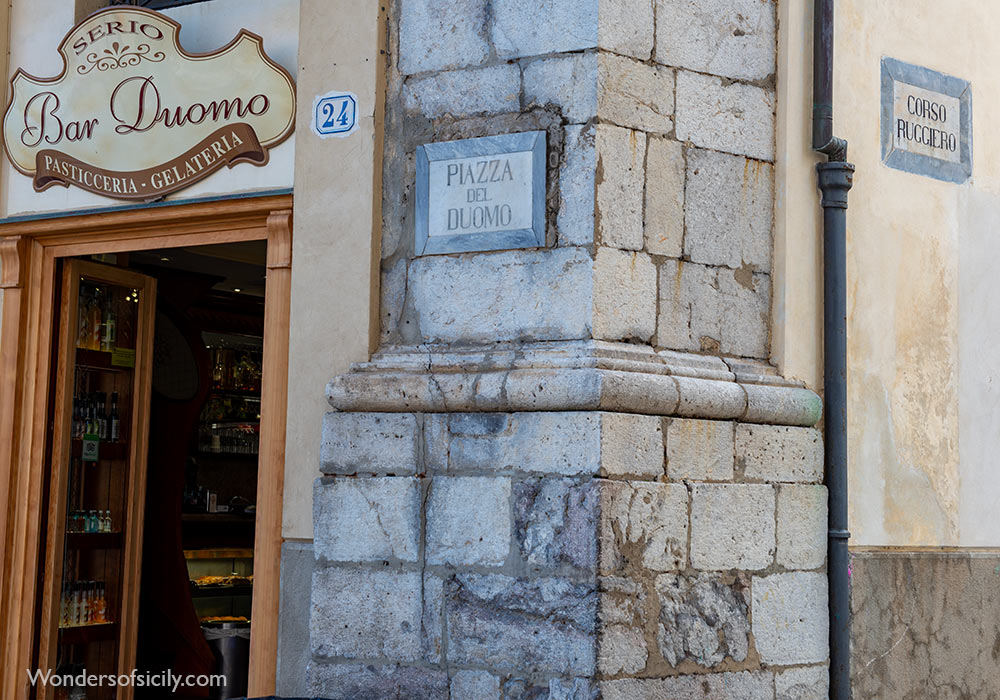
812 1 854 699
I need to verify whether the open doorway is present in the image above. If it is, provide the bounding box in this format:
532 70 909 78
45 241 268 700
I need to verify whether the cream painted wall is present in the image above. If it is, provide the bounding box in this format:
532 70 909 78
0 0 298 217
776 1 1000 546
282 0 383 540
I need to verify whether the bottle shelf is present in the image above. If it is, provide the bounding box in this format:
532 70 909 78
74 348 129 372
58 621 118 645
65 532 123 550
190 584 253 599
208 389 262 399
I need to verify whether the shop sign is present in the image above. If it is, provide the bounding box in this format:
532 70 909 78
881 57 971 184
415 131 546 256
2 7 296 201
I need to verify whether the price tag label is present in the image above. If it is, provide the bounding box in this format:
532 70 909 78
111 347 136 368
81 436 100 462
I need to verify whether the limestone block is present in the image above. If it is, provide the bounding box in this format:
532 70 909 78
675 70 775 161
776 665 830 700
654 0 776 81
426 476 511 566
690 483 774 570
310 568 423 661
450 670 500 700
379 257 406 343
313 477 419 562
513 478 598 571
398 0 489 74
598 53 674 134
548 678 599 699
751 572 829 664
736 424 824 483
600 480 688 573
644 136 685 258
445 573 597 675
423 412 449 472
602 671 773 700
403 64 520 118
599 412 664 479
657 260 770 358
491 0 598 58
320 412 420 475
598 0 654 59
306 662 448 699
596 125 646 250
665 418 735 481
599 576 646 627
559 124 597 246
776 485 827 569
422 573 444 663
407 248 593 343
654 572 750 667
523 53 598 124
599 624 648 675
593 248 657 341
684 148 773 271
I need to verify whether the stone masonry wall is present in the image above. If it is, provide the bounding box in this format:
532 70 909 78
379 0 777 358
306 412 829 699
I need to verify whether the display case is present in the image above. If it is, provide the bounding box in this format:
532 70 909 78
38 260 156 700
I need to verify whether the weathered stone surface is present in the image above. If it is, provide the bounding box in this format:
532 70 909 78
306 662 449 699
423 412 449 472
451 669 501 700
407 248 593 344
380 257 407 343
596 125 646 250
320 412 420 474
600 481 688 572
684 148 773 271
449 412 601 475
666 418 735 481
657 260 770 358
559 124 596 246
675 70 775 161
513 478 598 571
851 552 1000 700
654 0 776 81
445 573 597 675
776 485 827 569
426 476 511 566
737 424 824 483
644 136 685 257
599 576 646 627
423 573 444 663
776 665 829 700
491 0 598 58
598 53 674 134
398 0 489 74
593 248 657 341
311 568 423 661
548 678 599 700
600 412 663 479
523 53 598 124
602 671 773 700
599 624 648 675
690 483 774 570
598 0 654 59
313 477 419 562
752 572 829 664
654 572 750 667
403 65 520 118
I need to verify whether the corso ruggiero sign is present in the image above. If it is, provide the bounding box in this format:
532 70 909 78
2 7 295 201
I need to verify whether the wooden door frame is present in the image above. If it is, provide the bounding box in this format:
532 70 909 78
0 193 292 700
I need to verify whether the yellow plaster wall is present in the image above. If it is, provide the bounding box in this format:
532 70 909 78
775 1 1000 546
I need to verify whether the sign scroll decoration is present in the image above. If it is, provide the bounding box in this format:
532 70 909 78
2 7 296 201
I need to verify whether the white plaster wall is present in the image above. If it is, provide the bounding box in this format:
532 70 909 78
0 0 298 217
776 1 1000 546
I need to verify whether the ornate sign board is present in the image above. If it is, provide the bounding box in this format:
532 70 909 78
880 57 971 184
1 7 295 201
415 131 546 256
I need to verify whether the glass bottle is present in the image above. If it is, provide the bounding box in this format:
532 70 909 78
88 288 102 351
101 298 116 353
110 392 120 441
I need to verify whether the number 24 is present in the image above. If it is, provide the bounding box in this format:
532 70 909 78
321 100 351 128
